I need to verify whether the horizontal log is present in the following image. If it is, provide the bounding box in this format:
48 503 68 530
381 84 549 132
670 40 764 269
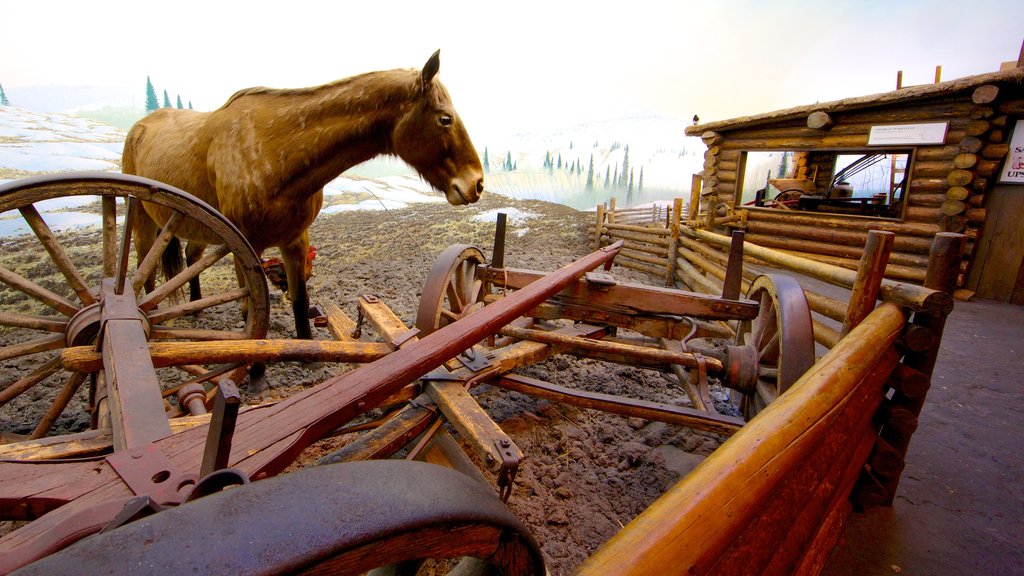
964 120 990 137
742 220 934 253
958 136 983 153
946 169 974 187
743 233 930 269
62 339 394 373
945 186 970 201
915 145 961 161
911 159 957 178
908 192 952 207
687 227 947 311
940 200 966 216
775 249 926 283
904 205 941 222
910 177 952 193
604 222 672 236
620 247 670 268
616 257 670 281
598 229 671 247
675 256 722 296
745 210 939 237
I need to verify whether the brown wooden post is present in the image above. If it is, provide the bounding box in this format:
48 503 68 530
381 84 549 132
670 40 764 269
721 229 746 300
666 198 683 287
594 204 606 250
688 174 702 222
842 231 895 336
608 197 617 224
876 232 965 504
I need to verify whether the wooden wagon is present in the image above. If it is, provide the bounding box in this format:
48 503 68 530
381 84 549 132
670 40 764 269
0 173 957 574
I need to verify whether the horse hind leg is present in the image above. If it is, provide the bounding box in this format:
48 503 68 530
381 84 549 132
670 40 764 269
185 241 206 301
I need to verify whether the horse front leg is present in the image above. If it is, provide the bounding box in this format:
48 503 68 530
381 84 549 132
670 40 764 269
281 238 313 340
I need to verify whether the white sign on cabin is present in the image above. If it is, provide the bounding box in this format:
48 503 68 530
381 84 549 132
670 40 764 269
998 119 1024 184
868 122 949 145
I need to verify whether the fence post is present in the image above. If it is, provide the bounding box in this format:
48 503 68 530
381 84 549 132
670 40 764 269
842 231 895 336
666 198 683 287
594 204 606 250
688 175 702 222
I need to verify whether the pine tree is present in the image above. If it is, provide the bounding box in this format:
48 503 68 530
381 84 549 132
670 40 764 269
0 83 8 106
176 95 184 109
638 167 644 192
620 145 631 188
505 151 513 171
162 90 172 108
482 148 490 173
557 154 562 170
628 169 634 194
145 77 159 114
585 155 594 191
613 166 619 189
188 101 193 110
604 166 610 188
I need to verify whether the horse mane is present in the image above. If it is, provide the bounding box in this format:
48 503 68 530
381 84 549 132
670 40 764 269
216 68 426 112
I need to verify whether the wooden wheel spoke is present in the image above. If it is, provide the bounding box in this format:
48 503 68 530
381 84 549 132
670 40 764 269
0 265 79 317
759 326 780 362
131 211 184 295
0 311 67 333
31 371 87 439
114 196 137 293
101 196 118 278
0 356 62 407
446 280 466 313
19 204 96 307
146 287 250 325
439 308 460 322
0 333 65 362
149 326 250 341
137 244 231 311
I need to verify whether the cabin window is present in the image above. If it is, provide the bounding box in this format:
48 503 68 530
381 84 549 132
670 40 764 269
737 148 913 220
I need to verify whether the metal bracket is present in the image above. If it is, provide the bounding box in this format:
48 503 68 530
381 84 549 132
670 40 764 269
105 444 198 507
493 438 520 502
391 327 421 349
457 347 493 372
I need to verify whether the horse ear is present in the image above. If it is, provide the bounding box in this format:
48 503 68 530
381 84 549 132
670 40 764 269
421 50 441 88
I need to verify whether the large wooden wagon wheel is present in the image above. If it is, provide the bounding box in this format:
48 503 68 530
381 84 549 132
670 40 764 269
415 244 490 337
0 172 269 441
731 274 815 420
13 460 545 575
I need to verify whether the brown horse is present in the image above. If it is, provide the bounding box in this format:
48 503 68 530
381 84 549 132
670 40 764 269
122 51 483 339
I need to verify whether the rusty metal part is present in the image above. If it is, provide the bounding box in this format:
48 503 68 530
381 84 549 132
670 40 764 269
491 212 507 269
175 383 207 416
199 380 241 478
105 444 197 506
15 461 545 576
732 274 816 419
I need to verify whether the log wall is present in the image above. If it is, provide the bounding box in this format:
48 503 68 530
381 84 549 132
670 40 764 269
686 76 1024 289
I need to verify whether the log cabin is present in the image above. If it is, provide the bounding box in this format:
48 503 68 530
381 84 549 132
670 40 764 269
684 63 1024 304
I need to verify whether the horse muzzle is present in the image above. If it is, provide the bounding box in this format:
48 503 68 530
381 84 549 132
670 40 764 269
447 176 484 206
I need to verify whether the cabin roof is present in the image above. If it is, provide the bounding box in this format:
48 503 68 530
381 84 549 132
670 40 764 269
685 67 1024 136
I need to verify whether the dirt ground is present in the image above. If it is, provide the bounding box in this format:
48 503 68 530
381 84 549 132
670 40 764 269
0 191 727 575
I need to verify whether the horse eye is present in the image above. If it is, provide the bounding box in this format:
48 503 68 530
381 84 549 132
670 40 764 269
439 114 453 127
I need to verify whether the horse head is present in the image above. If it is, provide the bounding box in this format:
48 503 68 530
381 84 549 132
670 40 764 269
392 50 484 206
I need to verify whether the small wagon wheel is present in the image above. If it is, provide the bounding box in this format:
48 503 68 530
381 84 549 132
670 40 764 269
0 172 269 440
415 244 489 337
732 274 815 420
14 460 546 576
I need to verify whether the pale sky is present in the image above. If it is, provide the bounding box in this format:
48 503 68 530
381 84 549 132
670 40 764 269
3 0 1021 141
